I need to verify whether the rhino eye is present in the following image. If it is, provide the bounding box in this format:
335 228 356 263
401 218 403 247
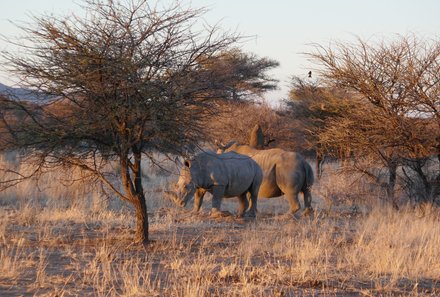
185 184 194 191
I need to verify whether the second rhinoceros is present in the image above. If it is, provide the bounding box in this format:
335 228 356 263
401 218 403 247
218 141 314 216
167 151 262 217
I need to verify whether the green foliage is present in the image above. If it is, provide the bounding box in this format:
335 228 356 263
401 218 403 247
200 49 279 101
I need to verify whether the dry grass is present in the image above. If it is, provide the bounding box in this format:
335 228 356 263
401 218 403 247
0 154 439 296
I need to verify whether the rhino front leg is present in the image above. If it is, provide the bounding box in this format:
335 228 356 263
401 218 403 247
237 194 249 217
210 185 225 215
193 188 206 213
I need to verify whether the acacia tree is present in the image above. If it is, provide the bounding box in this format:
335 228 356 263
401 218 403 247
306 35 440 203
199 49 279 101
0 0 244 243
286 76 355 177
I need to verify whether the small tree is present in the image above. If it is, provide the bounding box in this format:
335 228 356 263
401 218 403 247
0 0 243 243
286 76 355 177
199 49 279 101
306 35 440 203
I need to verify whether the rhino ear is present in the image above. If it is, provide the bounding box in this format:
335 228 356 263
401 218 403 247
174 156 183 166
184 160 191 168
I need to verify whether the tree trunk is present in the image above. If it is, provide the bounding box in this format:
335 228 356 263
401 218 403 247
386 160 398 209
133 192 149 243
120 151 149 244
437 138 440 180
132 149 149 244
315 152 324 180
412 160 432 203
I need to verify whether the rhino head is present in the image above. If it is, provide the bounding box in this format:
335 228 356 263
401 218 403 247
165 160 196 207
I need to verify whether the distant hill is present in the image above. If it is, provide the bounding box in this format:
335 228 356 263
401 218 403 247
0 82 50 102
0 83 67 150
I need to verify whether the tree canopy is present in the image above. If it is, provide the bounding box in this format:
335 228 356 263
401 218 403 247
199 49 279 101
304 35 440 203
0 0 275 243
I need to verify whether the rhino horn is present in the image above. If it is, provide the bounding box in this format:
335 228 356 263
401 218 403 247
164 190 185 207
215 140 237 151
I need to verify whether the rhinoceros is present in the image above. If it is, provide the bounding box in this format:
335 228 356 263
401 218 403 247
167 151 263 217
218 141 314 215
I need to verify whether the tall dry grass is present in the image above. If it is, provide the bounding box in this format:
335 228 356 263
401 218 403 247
0 152 439 296
354 207 440 281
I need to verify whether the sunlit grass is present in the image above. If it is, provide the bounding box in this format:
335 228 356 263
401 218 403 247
0 154 439 296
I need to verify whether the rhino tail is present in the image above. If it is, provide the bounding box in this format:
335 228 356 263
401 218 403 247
302 160 314 191
301 160 314 210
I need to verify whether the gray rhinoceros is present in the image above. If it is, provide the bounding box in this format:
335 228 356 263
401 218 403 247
167 151 262 217
218 141 314 215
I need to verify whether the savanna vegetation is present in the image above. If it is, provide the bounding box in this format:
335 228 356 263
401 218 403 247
0 153 439 296
0 0 439 296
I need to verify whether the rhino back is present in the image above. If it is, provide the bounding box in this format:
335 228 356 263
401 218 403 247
190 152 258 196
273 151 309 192
233 145 312 196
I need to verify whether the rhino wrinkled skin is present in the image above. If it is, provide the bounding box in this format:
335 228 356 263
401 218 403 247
171 151 263 217
219 141 314 215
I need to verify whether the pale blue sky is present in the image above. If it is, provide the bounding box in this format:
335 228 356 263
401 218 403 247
1 0 439 104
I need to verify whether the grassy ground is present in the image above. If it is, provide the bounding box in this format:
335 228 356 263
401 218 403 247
0 155 439 296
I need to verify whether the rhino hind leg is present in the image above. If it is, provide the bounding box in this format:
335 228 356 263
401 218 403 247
246 188 259 218
285 191 301 215
302 207 314 217
302 187 314 215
